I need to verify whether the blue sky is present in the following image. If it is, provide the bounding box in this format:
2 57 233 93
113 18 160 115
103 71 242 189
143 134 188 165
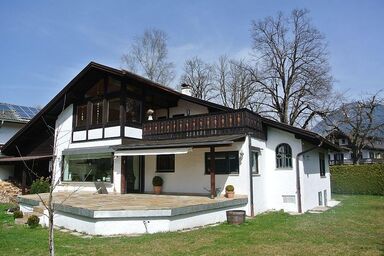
0 0 383 107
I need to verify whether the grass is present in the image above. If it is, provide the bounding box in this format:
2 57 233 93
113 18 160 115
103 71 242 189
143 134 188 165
0 194 383 256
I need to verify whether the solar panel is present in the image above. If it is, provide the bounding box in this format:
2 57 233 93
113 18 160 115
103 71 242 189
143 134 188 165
0 102 39 121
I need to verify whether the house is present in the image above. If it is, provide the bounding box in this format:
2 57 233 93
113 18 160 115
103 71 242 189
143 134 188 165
313 104 384 165
0 62 338 235
326 131 384 165
0 103 39 181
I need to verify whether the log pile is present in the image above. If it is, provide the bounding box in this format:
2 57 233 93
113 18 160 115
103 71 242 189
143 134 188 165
0 181 22 203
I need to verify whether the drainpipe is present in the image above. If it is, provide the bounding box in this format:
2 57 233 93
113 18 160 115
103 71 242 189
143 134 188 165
248 136 255 217
296 140 323 213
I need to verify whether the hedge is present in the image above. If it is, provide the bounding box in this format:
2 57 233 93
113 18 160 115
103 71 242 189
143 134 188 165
330 164 384 195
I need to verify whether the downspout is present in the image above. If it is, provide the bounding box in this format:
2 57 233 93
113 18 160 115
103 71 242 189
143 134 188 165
248 136 255 217
296 140 323 213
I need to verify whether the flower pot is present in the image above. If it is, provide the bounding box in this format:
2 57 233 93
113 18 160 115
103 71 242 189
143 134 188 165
153 186 162 195
226 210 246 225
226 191 234 198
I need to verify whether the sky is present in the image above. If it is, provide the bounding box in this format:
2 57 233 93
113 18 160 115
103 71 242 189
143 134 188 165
0 0 383 107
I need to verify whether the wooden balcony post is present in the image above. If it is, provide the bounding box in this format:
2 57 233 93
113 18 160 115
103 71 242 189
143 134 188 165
121 157 126 194
210 146 216 199
21 168 26 195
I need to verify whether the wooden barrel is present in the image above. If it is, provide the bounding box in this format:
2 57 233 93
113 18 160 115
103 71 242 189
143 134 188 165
226 210 246 225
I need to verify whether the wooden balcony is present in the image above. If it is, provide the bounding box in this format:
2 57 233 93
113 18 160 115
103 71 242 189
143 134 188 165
143 109 265 140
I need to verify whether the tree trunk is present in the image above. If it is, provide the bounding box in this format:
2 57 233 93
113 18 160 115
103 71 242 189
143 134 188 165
49 210 54 256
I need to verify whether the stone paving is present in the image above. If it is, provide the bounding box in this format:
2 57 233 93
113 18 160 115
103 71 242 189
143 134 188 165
18 192 247 211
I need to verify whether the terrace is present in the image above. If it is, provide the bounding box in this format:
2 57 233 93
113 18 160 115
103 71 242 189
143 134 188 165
18 192 248 235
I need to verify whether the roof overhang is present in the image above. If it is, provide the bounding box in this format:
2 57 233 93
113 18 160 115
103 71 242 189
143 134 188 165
0 155 52 163
114 134 246 152
62 146 114 156
115 147 193 156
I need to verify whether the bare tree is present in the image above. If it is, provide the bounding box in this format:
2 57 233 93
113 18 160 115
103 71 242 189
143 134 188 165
215 56 262 110
180 56 216 100
323 91 384 164
16 100 95 256
249 9 333 128
122 28 175 86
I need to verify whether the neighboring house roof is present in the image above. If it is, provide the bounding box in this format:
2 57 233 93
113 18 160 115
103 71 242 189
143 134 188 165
1 61 337 155
0 103 39 123
313 103 384 138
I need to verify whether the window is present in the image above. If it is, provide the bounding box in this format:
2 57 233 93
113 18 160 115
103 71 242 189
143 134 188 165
107 98 120 123
126 98 142 123
63 153 113 182
319 152 326 177
156 154 175 172
369 152 374 159
251 151 259 174
205 151 239 175
275 143 292 168
76 104 88 127
91 101 103 125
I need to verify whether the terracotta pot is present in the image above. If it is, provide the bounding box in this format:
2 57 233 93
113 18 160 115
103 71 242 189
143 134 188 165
154 186 162 195
226 191 234 198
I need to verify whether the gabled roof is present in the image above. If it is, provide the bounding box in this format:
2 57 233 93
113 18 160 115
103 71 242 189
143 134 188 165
1 62 229 156
2 61 338 155
261 117 339 151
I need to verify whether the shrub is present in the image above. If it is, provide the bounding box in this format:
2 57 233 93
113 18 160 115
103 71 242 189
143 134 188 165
152 176 163 186
8 205 20 213
330 164 384 195
30 177 50 194
13 210 23 219
27 215 40 228
225 185 234 192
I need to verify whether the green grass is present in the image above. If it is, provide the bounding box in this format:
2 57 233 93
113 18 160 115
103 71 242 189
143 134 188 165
1 195 383 255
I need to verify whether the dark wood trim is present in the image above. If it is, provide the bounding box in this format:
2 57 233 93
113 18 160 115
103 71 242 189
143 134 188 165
210 146 216 199
21 169 26 195
140 155 145 193
120 156 126 194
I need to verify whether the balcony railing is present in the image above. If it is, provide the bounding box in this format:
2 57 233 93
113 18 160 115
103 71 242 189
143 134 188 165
143 109 265 140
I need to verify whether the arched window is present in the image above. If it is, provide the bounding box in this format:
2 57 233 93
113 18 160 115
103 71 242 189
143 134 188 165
276 143 292 168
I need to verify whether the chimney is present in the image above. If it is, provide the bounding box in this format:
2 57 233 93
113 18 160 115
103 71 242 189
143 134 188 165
180 83 192 96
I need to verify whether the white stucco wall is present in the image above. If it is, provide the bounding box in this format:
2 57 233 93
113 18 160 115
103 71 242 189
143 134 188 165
261 127 303 212
0 122 24 145
143 140 249 197
250 137 268 213
53 104 122 193
301 144 331 211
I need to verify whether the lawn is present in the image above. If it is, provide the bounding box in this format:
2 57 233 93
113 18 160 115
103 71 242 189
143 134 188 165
0 195 383 256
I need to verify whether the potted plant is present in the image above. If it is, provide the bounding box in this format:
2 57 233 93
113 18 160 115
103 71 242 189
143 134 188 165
152 176 163 194
225 185 235 198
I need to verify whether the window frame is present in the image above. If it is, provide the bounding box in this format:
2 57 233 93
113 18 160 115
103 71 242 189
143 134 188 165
251 150 260 175
205 151 239 175
62 153 114 183
275 143 293 169
156 154 175 173
319 152 326 177
107 98 121 125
